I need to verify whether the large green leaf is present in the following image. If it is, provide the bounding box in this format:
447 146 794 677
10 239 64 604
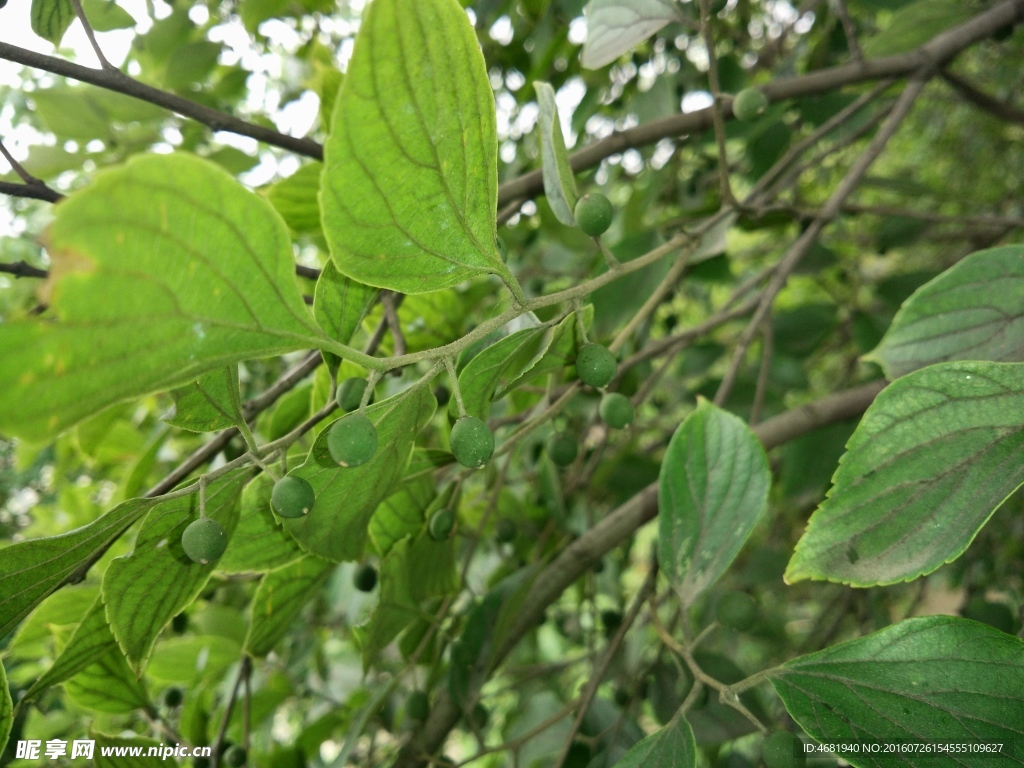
265 162 323 234
31 0 74 45
367 475 436 556
62 641 150 714
580 0 681 69
313 260 379 371
103 471 248 674
658 399 771 605
611 715 697 768
770 617 1024 763
862 0 974 57
218 474 305 573
165 366 245 432
535 81 578 226
0 153 327 442
0 497 155 640
0 660 10 756
787 361 1024 587
281 383 436 561
868 246 1024 379
320 0 521 299
245 556 335 656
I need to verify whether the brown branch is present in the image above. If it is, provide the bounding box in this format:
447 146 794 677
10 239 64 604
0 260 48 279
940 68 1024 125
68 0 115 71
0 179 63 203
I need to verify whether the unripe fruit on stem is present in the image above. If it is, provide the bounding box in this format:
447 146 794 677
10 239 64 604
716 590 758 631
406 690 429 722
181 518 227 564
576 343 617 388
353 563 378 592
327 413 378 467
599 393 634 429
494 518 517 544
428 508 455 541
547 432 578 467
763 730 805 768
733 88 768 121
271 476 315 518
450 416 494 468
466 703 489 730
163 687 183 708
223 745 247 768
336 377 369 412
574 193 613 236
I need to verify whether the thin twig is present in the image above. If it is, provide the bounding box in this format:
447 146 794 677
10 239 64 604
68 0 116 70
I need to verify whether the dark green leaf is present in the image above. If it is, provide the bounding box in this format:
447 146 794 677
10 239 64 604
367 475 435 556
165 367 244 433
862 0 973 57
62 639 150 713
0 660 10 756
610 715 697 768
31 0 74 45
219 474 305 573
245 556 335 656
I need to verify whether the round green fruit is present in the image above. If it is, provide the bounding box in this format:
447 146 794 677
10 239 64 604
428 508 455 541
353 563 378 592
327 413 378 468
466 702 489 730
733 88 768 121
271 475 315 519
406 690 429 722
223 745 247 768
163 687 183 708
576 343 617 388
547 432 578 467
336 377 369 412
181 518 227 565
763 730 804 768
962 598 1017 634
710 0 728 14
171 613 188 634
574 193 613 237
716 591 758 631
599 393 634 429
601 609 623 635
450 416 494 468
494 518 517 544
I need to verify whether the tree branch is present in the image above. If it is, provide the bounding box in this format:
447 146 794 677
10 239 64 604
0 179 63 203
940 68 1024 125
0 260 48 279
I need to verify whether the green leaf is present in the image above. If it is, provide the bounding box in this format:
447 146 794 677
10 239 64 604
0 153 326 442
93 734 178 767
658 399 771 605
31 0 74 45
355 538 417 666
313 259 379 371
0 660 10 757
770 616 1024 758
281 383 436 561
0 497 155 640
165 367 245 433
164 41 222 89
862 0 974 57
147 635 240 682
265 162 323 235
368 475 436 556
62 640 150 713
245 556 335 656
529 306 593 383
535 81 578 226
103 471 248 674
611 714 697 768
81 0 135 31
580 0 680 69
320 0 521 299
787 361 1024 587
22 595 118 702
868 246 1024 379
219 474 305 573
31 87 110 140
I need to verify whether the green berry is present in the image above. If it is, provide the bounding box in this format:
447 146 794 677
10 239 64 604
171 613 188 633
575 343 617 388
496 235 508 262
450 416 494 469
547 432 578 467
428 508 455 541
327 413 378 467
163 687 183 708
599 393 634 429
716 591 758 631
407 690 429 722
962 598 1017 634
181 518 227 565
353 563 378 592
574 193 613 237
733 88 768 121
336 377 369 412
466 702 489 730
271 475 315 518
763 730 804 768
601 609 623 635
494 518 517 544
223 745 246 768
710 0 728 14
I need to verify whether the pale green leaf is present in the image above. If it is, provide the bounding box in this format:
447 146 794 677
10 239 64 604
281 383 436 561
62 642 150 713
31 0 74 45
0 497 155 640
219 474 305 573
146 635 240 682
658 399 771 605
581 0 680 70
611 716 697 768
770 617 1024 760
103 471 248 674
868 246 1024 379
787 361 1024 586
0 153 327 442
862 0 974 58
535 81 578 226
320 0 521 298
265 162 323 235
245 556 335 656
82 0 136 31
165 367 244 432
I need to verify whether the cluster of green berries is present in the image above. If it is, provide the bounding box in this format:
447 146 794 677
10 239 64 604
575 342 634 429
